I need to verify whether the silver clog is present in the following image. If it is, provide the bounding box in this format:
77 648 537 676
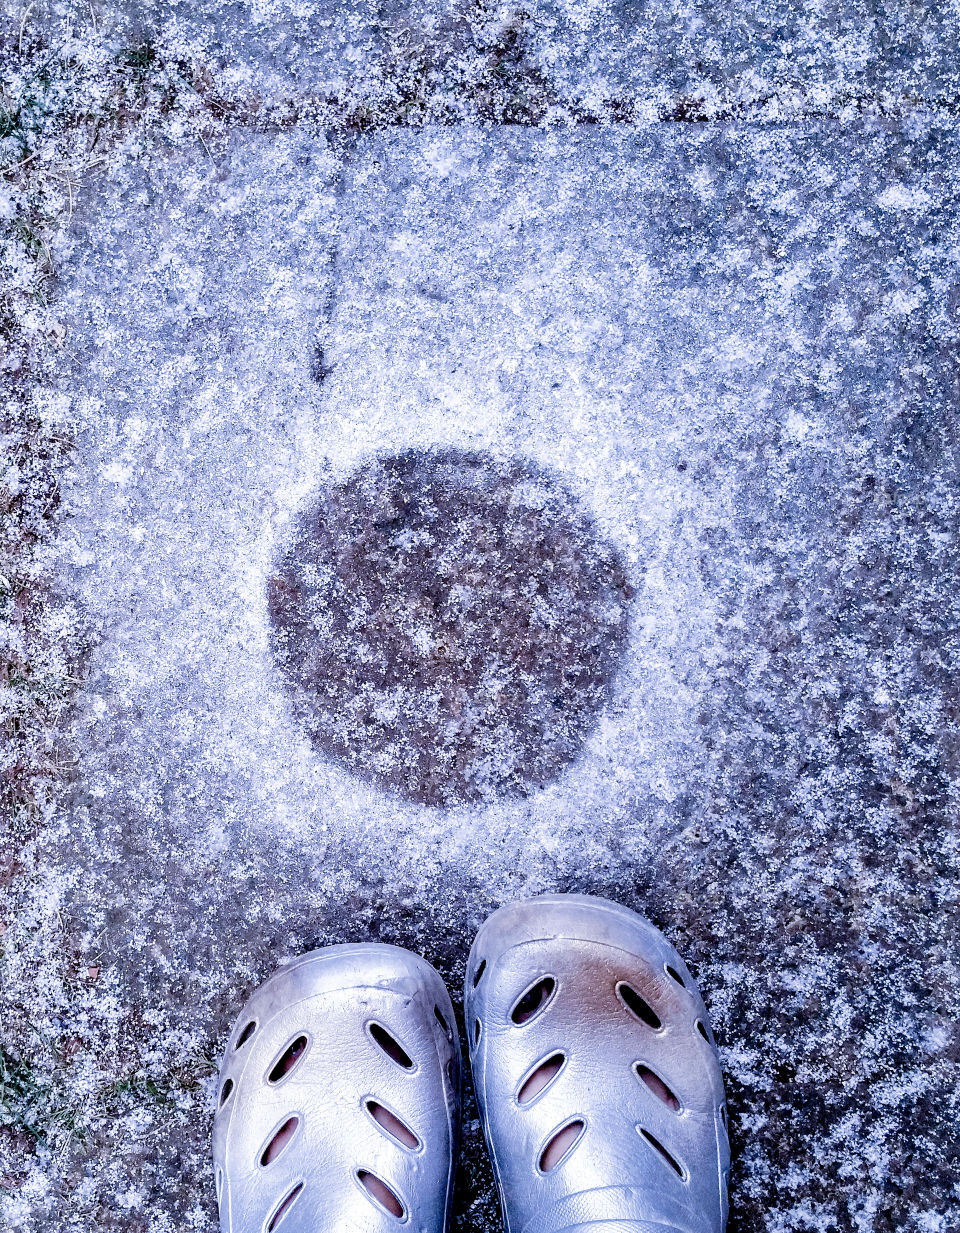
213 944 461 1233
465 895 729 1233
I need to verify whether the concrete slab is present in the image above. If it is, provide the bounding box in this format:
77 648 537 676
25 0 385 98
24 0 960 109
4 120 958 1232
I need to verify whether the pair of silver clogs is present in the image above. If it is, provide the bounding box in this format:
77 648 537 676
213 894 729 1233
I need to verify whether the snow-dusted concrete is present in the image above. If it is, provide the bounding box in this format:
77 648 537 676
7 122 957 1231
29 0 385 98
54 125 868 900
28 0 960 107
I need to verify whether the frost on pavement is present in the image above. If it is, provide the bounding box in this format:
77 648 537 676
0 114 958 1233
27 0 960 117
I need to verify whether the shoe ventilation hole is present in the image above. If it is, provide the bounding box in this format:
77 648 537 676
472 958 487 987
358 1170 405 1219
696 1019 712 1043
510 976 557 1025
720 1105 727 1127
665 965 686 988
235 1020 257 1049
367 1101 420 1150
260 1116 300 1167
268 1035 308 1083
635 1064 681 1112
218 1078 234 1108
639 1127 685 1178
434 1005 451 1039
369 1023 414 1070
518 1053 565 1105
474 1018 482 1046
539 1120 585 1172
616 982 662 1030
215 1166 223 1205
266 1181 303 1231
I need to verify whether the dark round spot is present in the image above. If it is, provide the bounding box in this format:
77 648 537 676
268 448 632 807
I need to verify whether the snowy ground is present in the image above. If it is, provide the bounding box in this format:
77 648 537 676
2 7 960 1233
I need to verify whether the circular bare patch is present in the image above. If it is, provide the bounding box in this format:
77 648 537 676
268 449 631 806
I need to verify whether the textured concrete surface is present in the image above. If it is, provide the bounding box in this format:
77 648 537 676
28 0 384 97
27 0 960 107
1 118 958 1233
